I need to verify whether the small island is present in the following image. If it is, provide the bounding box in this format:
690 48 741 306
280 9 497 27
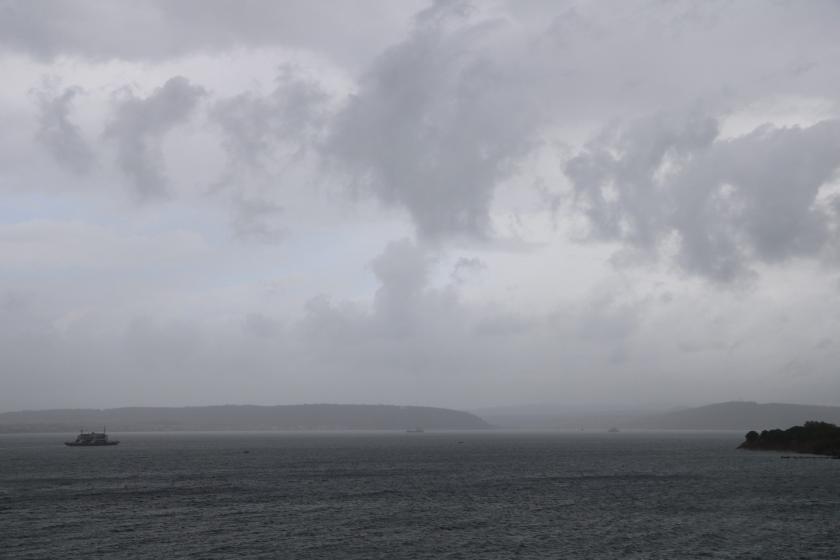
738 421 840 457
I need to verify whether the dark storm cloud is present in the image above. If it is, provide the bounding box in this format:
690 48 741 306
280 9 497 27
326 0 551 239
566 115 840 281
104 76 206 199
31 84 94 174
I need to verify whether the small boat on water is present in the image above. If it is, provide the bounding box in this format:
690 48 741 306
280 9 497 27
607 427 620 433
405 427 425 433
65 429 119 446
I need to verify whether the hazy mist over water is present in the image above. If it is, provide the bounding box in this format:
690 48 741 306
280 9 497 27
2 431 839 559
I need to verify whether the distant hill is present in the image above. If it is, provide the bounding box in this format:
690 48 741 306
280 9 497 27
472 404 651 430
629 402 840 430
0 404 491 433
472 401 840 430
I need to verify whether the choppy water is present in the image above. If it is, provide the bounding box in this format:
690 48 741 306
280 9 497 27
1 431 838 559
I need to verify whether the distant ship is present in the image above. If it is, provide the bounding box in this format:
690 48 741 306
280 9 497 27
607 427 620 433
65 429 119 446
405 427 425 433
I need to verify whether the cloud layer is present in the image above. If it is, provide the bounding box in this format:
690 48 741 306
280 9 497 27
2 0 840 410
567 114 840 280
104 76 206 199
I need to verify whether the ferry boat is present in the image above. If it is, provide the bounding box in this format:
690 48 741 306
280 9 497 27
65 429 119 446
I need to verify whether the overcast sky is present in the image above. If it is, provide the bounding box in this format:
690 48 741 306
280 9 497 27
2 0 840 412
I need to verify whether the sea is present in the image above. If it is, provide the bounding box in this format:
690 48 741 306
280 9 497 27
1 430 838 559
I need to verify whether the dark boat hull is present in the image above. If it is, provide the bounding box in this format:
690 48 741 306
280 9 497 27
64 441 119 446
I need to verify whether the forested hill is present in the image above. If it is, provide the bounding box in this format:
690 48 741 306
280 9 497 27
738 421 840 456
0 404 491 433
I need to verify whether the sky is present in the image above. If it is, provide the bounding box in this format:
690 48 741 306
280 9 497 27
2 0 840 412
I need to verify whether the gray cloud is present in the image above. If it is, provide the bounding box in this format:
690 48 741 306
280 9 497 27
3 229 840 411
212 67 330 172
124 316 203 370
0 0 421 66
230 197 286 244
369 238 439 336
209 68 333 242
31 83 94 174
104 76 206 199
451 256 485 284
298 239 447 344
326 0 551 239
566 115 840 281
473 312 534 337
284 239 672 404
5 0 840 411
243 312 282 339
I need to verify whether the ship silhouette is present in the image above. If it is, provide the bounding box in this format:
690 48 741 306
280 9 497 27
65 428 119 446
